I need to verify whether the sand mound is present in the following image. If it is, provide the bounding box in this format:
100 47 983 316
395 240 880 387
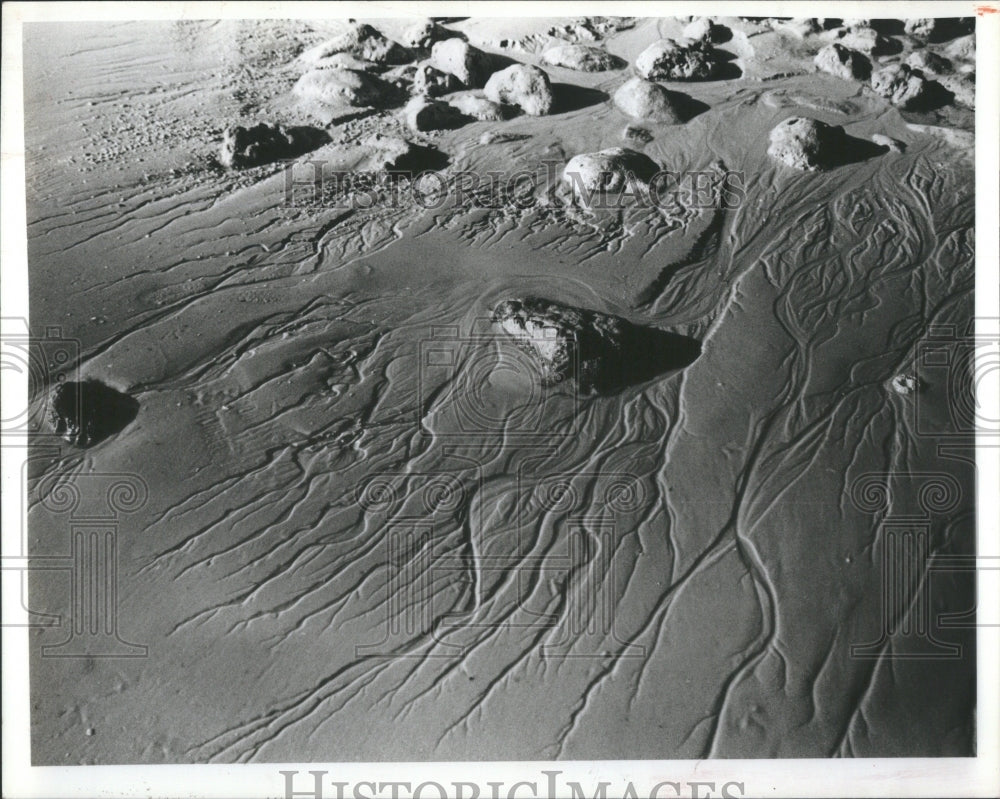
219 123 328 168
484 64 553 116
562 147 659 196
814 43 871 81
540 44 625 71
448 94 507 121
767 117 849 171
293 68 395 108
635 38 717 80
404 96 468 131
430 38 497 88
300 22 412 65
612 77 684 123
411 61 461 97
870 64 929 109
47 380 139 447
682 17 731 44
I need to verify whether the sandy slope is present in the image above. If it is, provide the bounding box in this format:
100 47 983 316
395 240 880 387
25 16 975 763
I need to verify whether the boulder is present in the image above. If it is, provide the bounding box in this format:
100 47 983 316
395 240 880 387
837 25 900 56
404 96 468 131
293 68 395 108
903 18 937 38
775 18 822 38
890 374 921 395
430 38 497 87
561 147 660 197
870 133 905 152
905 50 952 75
767 117 849 171
814 43 871 81
411 61 462 97
47 380 138 447
219 123 329 168
870 63 929 109
682 17 731 44
448 94 507 121
492 297 698 393
484 64 554 116
401 19 451 50
299 22 411 65
612 77 684 123
540 44 625 71
635 38 718 80
936 72 975 107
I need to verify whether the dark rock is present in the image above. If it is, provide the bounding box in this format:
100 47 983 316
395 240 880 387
47 380 138 447
219 123 329 168
491 297 700 393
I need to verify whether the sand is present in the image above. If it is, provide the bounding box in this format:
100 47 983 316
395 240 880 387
23 15 975 765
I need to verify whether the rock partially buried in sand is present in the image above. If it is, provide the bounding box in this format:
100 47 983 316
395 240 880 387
484 64 553 116
47 380 139 447
300 22 411 65
448 94 507 121
492 297 699 393
562 147 659 197
836 25 900 57
540 44 625 72
905 50 952 75
870 133 905 152
635 38 718 81
682 17 731 44
936 72 975 108
293 68 394 108
430 38 497 88
401 19 451 50
890 374 920 396
411 61 462 97
814 43 871 81
767 117 849 171
612 77 684 123
622 125 653 144
219 123 327 168
869 64 929 109
405 96 468 131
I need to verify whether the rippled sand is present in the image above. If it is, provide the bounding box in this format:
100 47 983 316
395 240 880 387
25 16 975 764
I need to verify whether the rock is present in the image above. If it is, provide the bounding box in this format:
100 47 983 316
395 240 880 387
870 133 905 152
540 44 625 71
300 22 411 65
682 17 731 44
870 64 929 109
448 94 507 121
401 19 450 50
814 43 871 81
612 77 684 123
219 123 328 169
767 117 849 171
936 72 975 108
622 125 653 144
890 374 920 395
837 25 900 56
484 64 554 116
293 68 394 108
404 96 468 131
903 18 937 38
905 50 952 75
775 18 822 38
562 147 660 197
430 38 497 87
870 134 904 153
944 34 975 62
492 297 698 393
47 380 138 447
635 38 718 81
411 61 461 97
479 130 528 145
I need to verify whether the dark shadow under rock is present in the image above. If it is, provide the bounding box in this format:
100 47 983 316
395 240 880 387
220 124 331 169
549 83 610 114
384 143 450 176
47 380 139 447
492 297 700 394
